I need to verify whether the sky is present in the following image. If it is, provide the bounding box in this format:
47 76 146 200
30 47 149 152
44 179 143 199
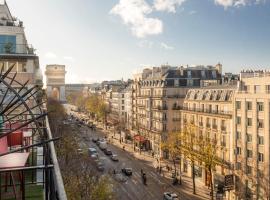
5 0 270 83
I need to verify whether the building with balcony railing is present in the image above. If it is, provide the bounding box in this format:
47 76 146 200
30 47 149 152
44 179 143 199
233 70 270 199
132 64 223 157
0 2 42 88
180 86 236 198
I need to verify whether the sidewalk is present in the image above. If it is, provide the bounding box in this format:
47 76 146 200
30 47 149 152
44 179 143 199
96 124 211 200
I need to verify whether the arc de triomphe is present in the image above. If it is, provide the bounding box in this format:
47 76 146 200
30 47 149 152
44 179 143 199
45 65 66 102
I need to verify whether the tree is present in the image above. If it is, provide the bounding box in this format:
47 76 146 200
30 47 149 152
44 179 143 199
161 132 180 177
178 123 198 194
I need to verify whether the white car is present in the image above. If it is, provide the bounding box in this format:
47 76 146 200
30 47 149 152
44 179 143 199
163 192 179 200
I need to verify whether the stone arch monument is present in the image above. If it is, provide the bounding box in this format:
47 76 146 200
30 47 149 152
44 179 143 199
45 64 66 102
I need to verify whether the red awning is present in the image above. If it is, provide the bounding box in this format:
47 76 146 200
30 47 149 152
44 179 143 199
134 135 145 142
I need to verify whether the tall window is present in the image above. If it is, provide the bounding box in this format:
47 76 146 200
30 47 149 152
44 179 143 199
247 150 253 158
258 136 264 145
236 117 241 125
247 134 252 142
236 101 241 109
247 118 252 126
255 85 260 93
258 153 264 162
246 102 252 110
257 102 264 111
258 119 264 128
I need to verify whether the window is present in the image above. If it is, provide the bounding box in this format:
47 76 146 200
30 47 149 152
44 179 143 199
247 150 252 158
212 71 217 78
247 118 252 126
187 79 193 86
258 136 264 145
236 162 241 170
258 119 264 128
236 117 241 125
122 100 124 104
258 153 264 162
236 147 241 155
246 165 252 174
236 131 241 140
0 35 16 53
122 94 124 98
201 70 205 78
257 102 264 111
247 102 252 110
187 71 192 78
255 85 260 93
236 101 241 109
122 106 124 110
247 134 252 142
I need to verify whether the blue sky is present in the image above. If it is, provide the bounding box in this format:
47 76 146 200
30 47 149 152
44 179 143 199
6 0 270 83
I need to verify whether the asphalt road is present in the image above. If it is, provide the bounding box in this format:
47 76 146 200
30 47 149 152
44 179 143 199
64 105 208 200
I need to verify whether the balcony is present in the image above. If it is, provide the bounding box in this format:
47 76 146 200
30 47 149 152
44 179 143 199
212 124 217 129
0 43 35 55
206 123 211 128
172 105 182 110
182 107 232 116
199 122 203 127
173 118 181 122
153 117 167 122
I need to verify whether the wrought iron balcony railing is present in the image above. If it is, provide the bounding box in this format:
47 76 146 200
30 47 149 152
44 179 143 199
0 43 35 55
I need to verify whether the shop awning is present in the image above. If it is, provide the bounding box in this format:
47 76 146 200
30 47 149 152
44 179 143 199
134 135 145 142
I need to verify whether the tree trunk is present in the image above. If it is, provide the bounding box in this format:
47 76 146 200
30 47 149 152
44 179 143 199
173 159 176 175
179 157 182 185
192 161 196 194
209 167 214 200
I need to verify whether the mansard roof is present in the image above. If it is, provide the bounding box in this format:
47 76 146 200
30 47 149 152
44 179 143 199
185 86 236 102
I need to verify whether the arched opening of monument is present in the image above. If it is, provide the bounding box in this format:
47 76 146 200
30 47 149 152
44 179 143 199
51 87 60 100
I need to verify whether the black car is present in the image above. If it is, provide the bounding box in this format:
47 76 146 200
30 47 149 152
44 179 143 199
122 168 132 176
104 149 112 156
92 138 98 143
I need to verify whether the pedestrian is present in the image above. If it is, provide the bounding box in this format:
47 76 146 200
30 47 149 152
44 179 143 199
141 169 143 175
152 152 154 157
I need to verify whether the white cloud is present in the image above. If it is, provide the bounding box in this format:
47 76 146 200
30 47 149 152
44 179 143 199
214 0 264 8
63 56 75 62
153 0 186 13
110 0 163 38
160 42 174 50
137 40 154 48
188 10 197 15
44 52 57 59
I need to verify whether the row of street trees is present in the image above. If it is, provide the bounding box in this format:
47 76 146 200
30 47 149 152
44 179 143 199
67 92 109 126
161 122 228 200
47 99 115 200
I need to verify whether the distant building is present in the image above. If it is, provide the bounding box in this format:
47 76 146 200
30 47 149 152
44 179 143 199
45 65 66 102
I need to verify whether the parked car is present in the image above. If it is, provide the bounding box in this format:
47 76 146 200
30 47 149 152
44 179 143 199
163 192 179 200
88 147 97 155
110 154 119 162
104 149 112 156
92 138 98 143
99 141 107 150
122 168 132 176
96 161 105 172
90 153 99 161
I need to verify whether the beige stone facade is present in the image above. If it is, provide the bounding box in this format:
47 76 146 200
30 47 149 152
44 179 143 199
233 71 270 199
181 86 235 198
132 65 222 157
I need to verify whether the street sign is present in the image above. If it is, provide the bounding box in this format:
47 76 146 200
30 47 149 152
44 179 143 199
224 174 234 191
